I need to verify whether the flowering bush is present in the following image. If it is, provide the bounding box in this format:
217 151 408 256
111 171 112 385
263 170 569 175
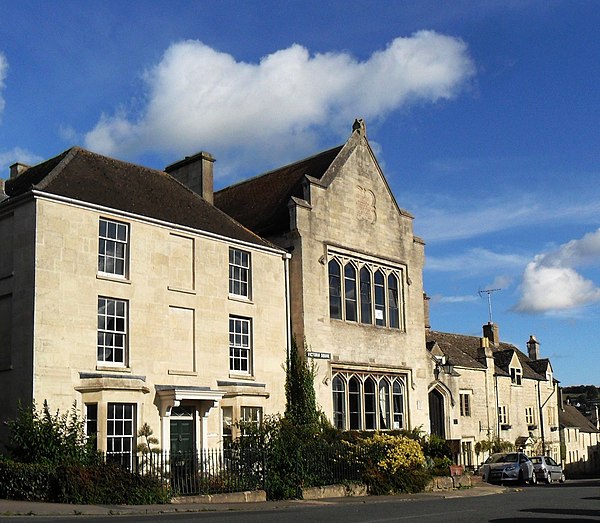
363 433 425 472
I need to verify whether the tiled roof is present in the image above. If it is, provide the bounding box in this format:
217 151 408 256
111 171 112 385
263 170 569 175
214 145 343 236
2 147 273 249
426 330 547 380
560 404 600 432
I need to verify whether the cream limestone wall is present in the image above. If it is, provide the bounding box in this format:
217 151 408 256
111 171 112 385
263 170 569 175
285 135 430 431
0 200 36 446
30 196 288 451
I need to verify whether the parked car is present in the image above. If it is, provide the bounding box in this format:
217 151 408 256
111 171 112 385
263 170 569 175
480 452 536 485
530 455 565 483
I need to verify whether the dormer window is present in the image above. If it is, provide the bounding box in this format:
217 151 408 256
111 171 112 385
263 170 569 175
510 366 522 385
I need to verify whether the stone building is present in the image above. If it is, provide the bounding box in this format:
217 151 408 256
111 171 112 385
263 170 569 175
560 401 600 476
0 147 289 463
214 120 431 433
426 323 560 469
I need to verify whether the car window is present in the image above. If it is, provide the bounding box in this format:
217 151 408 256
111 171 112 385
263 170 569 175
547 457 558 466
500 453 518 463
530 457 542 464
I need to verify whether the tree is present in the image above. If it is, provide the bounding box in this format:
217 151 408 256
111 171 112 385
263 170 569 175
284 336 318 427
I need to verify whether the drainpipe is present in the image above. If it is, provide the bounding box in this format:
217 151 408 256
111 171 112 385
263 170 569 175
283 252 292 368
495 375 500 438
537 381 546 455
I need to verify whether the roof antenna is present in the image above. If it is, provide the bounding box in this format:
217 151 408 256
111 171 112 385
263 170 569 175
478 288 501 324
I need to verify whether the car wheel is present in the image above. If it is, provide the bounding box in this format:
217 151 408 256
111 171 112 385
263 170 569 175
518 470 524 485
546 472 552 484
559 473 566 483
529 471 537 485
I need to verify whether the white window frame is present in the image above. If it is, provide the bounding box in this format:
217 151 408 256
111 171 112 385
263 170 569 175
98 218 129 278
106 403 135 470
498 405 509 425
525 406 535 425
510 366 523 385
229 248 251 298
229 316 252 374
97 297 128 367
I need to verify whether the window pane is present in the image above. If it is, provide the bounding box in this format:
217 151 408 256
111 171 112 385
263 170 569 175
349 377 362 430
379 380 390 429
229 248 251 297
328 260 342 319
344 263 357 322
332 375 346 430
364 378 376 430
388 274 400 329
374 270 386 326
360 267 372 324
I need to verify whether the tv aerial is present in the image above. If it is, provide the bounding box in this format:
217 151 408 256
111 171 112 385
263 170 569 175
478 288 501 324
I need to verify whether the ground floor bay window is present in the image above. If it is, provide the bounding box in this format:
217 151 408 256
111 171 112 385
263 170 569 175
332 371 406 431
106 402 135 469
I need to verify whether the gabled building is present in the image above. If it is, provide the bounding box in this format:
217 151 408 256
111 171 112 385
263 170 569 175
560 402 600 476
0 147 289 464
214 120 430 432
426 323 560 468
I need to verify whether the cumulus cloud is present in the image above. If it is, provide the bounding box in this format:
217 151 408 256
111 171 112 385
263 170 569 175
0 52 7 119
84 31 474 174
515 228 600 313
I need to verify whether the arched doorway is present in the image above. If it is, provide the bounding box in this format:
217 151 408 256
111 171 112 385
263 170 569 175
429 389 445 438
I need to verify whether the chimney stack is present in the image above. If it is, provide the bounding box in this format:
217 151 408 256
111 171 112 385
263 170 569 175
423 293 431 331
10 162 30 179
482 322 499 347
165 152 215 204
477 336 494 365
526 335 540 361
0 179 5 201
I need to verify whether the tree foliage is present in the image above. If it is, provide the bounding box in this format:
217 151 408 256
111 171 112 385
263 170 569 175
5 401 99 467
284 336 319 427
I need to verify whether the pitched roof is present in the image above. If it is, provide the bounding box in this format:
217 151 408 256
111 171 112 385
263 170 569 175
2 147 273 249
214 145 343 236
560 403 600 432
426 330 547 380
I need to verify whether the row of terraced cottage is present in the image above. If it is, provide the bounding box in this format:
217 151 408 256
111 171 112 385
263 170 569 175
0 120 598 477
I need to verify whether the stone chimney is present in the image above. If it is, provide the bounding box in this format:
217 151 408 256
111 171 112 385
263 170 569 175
10 162 30 179
526 335 540 361
165 152 215 204
482 322 499 347
477 336 494 366
0 179 5 201
423 293 431 331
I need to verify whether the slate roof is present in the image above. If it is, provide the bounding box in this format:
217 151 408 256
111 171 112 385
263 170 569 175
214 145 343 236
426 330 547 380
560 403 600 432
2 147 273 249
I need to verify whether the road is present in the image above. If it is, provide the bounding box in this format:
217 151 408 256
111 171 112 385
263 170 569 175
4 479 599 522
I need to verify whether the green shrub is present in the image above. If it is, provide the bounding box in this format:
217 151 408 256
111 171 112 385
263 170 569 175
0 460 54 501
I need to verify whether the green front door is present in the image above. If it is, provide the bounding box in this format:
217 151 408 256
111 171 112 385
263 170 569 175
170 419 194 454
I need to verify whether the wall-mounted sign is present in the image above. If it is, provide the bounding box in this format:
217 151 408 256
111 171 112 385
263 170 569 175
306 351 331 360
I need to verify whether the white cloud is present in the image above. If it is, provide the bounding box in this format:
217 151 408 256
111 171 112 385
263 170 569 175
515 228 600 313
0 52 7 120
0 147 44 175
413 194 600 243
426 247 528 273
84 31 474 174
430 293 478 304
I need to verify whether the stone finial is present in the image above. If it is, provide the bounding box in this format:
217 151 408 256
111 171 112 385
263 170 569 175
352 118 366 136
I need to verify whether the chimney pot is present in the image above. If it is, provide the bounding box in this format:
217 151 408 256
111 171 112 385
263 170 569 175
482 322 500 347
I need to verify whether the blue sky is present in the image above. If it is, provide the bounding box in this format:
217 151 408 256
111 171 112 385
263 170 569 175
1 1 599 386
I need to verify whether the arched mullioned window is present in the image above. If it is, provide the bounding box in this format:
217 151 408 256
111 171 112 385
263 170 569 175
344 263 357 322
374 270 386 326
359 267 372 324
392 379 405 429
364 377 377 430
332 375 346 430
348 376 362 430
388 273 400 329
328 259 342 319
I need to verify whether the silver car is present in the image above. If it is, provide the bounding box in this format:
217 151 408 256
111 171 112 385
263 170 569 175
482 452 536 485
531 455 565 483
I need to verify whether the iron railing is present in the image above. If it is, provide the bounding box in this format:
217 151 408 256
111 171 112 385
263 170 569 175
109 442 367 496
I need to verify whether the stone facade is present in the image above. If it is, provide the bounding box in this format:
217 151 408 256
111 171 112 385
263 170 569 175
0 149 289 462
216 121 430 433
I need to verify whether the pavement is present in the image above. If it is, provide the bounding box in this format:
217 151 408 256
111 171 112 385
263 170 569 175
0 482 507 517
